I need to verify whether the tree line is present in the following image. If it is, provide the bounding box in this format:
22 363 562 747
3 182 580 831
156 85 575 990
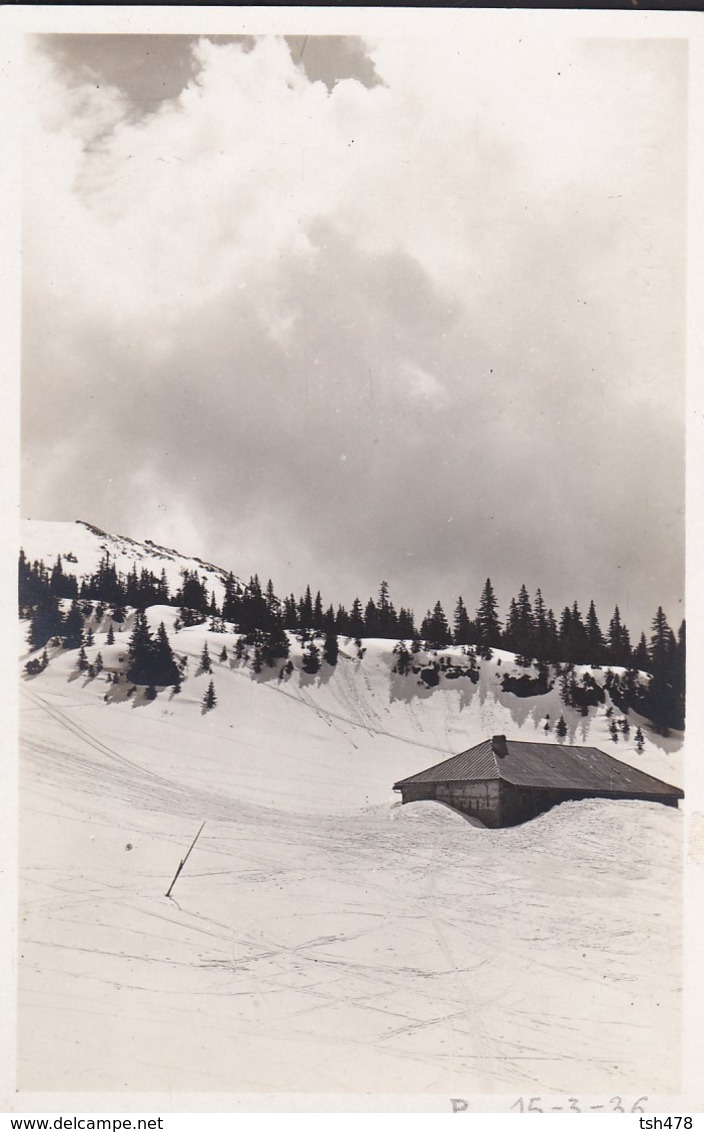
18 549 685 732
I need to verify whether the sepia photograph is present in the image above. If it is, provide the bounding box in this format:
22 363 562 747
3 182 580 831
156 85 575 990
4 4 703 1115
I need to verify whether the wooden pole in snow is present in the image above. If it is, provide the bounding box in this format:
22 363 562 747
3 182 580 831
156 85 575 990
165 821 205 898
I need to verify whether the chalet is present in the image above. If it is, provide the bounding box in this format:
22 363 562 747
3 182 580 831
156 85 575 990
393 734 684 828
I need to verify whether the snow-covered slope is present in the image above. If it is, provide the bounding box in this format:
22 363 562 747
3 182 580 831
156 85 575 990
20 518 238 604
17 521 685 1095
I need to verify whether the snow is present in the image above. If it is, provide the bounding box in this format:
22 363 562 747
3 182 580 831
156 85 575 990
20 519 237 605
17 520 684 1095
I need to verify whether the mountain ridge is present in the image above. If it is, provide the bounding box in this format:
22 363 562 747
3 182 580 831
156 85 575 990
20 517 239 603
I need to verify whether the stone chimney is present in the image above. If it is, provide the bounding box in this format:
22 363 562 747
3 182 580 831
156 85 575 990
492 734 509 758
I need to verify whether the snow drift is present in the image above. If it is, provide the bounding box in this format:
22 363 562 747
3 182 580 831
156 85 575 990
18 520 683 1094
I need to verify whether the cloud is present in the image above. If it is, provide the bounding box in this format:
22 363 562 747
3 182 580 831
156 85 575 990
399 362 447 407
22 32 686 633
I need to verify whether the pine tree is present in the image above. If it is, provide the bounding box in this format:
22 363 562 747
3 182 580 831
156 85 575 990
333 604 349 635
49 555 64 595
393 640 413 675
635 726 645 753
106 624 115 645
17 550 31 614
151 622 179 685
312 590 324 632
556 715 567 738
179 570 209 625
23 554 52 611
640 608 684 734
126 611 154 684
376 581 398 638
264 618 290 665
262 579 277 627
377 580 391 625
323 605 336 635
222 573 242 626
77 645 89 672
158 568 170 603
45 554 78 600
453 596 472 645
208 591 219 621
476 578 501 648
302 641 321 675
200 641 212 674
298 586 314 629
607 606 631 668
586 600 604 663
323 629 339 667
111 599 127 625
125 564 140 608
514 584 534 658
532 589 548 660
364 597 379 637
672 620 686 727
219 645 228 662
559 601 588 664
503 596 519 652
86 552 122 605
546 608 560 659
282 594 299 631
397 607 416 639
633 632 650 672
203 681 217 711
241 573 266 636
349 598 365 638
649 607 671 673
28 591 64 651
421 602 451 648
95 651 103 674
62 601 84 650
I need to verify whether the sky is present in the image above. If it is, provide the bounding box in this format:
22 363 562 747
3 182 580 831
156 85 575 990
21 29 687 639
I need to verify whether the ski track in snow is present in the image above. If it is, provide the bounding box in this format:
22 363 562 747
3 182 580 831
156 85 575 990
19 662 682 1095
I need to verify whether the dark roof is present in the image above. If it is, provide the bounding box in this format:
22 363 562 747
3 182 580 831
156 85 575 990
393 736 683 799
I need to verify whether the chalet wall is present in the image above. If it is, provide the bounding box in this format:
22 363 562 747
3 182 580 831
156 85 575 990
398 783 437 804
436 779 501 825
497 782 543 827
398 780 501 826
498 782 681 827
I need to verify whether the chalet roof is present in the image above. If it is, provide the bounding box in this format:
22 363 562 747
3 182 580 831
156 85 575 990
393 736 683 799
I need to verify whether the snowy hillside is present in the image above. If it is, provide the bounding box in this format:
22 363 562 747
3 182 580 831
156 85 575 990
17 520 684 1095
20 518 238 605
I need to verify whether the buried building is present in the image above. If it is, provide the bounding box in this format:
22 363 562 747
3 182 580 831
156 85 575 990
393 734 684 828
